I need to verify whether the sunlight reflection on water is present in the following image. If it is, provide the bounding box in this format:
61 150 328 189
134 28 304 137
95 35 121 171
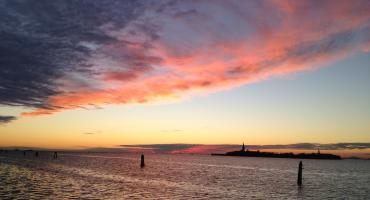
0 152 369 199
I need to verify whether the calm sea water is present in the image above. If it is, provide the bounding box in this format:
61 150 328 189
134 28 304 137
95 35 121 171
0 152 369 199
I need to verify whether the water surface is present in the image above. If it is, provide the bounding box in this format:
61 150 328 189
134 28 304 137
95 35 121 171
0 152 369 199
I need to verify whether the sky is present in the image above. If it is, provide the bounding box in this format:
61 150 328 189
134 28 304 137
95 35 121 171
0 0 370 156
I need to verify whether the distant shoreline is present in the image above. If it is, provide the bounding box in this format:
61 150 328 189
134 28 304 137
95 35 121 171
212 150 342 160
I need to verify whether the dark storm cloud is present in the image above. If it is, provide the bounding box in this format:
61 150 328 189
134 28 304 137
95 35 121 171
0 0 145 109
0 115 17 124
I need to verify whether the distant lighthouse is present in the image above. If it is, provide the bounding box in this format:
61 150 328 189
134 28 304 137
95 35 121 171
242 142 245 152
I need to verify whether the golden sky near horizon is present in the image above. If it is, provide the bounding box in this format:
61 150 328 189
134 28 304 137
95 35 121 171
0 1 369 153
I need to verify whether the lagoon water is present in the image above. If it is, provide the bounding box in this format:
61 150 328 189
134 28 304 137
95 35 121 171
0 152 369 199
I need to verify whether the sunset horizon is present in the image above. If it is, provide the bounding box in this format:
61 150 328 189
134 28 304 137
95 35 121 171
1 0 369 150
1 0 369 199
2 142 369 159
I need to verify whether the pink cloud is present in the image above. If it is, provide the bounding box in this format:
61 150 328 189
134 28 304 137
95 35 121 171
22 0 370 116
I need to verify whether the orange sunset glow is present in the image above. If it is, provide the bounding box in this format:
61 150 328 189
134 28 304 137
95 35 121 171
0 0 369 158
1 1 370 199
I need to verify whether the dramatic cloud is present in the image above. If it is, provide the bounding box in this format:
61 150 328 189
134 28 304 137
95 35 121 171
0 0 146 111
0 0 369 115
0 115 17 124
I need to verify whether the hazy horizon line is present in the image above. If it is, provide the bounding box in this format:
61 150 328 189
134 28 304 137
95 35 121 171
2 142 370 151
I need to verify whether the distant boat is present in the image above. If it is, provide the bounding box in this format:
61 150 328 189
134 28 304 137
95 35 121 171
212 143 341 160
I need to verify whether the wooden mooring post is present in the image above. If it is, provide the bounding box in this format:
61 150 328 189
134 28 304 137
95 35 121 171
297 161 303 186
140 154 145 168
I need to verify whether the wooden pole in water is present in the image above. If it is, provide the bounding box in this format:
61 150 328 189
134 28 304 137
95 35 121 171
140 154 145 168
297 161 303 186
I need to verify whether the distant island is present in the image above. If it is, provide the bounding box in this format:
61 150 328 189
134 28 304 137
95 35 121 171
212 143 341 160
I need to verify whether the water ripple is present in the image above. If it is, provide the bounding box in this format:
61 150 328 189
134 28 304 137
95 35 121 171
1 153 369 199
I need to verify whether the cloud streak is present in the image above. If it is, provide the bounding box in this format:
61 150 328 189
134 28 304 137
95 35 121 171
82 130 101 135
0 115 17 124
120 143 370 154
0 0 369 115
